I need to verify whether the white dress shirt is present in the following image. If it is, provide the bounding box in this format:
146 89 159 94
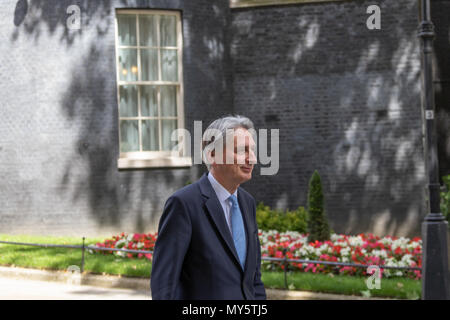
207 172 237 234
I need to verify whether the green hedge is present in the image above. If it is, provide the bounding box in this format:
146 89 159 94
256 202 308 233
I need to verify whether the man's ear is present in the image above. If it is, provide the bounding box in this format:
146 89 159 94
206 149 216 166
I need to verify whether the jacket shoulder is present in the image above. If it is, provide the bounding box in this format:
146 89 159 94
169 180 202 203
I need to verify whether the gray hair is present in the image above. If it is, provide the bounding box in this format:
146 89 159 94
202 115 255 170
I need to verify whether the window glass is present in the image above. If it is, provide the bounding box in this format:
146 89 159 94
119 85 138 117
120 120 139 152
160 15 177 47
118 15 137 46
117 12 181 154
139 15 157 46
142 120 159 151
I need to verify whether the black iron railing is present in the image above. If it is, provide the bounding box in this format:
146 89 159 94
0 239 422 289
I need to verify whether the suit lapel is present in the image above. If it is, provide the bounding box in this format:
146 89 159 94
199 174 242 271
238 189 253 274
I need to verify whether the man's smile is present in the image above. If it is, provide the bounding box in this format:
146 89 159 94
240 165 253 174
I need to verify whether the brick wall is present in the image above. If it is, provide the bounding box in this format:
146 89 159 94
1 0 441 238
231 0 426 236
0 0 232 236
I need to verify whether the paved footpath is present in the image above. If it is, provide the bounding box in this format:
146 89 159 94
0 266 389 300
0 276 152 300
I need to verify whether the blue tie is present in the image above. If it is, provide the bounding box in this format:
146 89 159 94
229 195 246 269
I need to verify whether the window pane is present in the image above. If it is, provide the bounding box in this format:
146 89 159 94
162 119 177 151
119 49 138 81
120 120 139 152
141 86 158 117
118 16 137 46
161 49 178 82
142 120 159 151
160 86 177 117
139 15 157 47
119 85 138 117
141 49 159 81
160 15 177 47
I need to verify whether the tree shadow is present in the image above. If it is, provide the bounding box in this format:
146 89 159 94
11 0 114 45
8 0 437 237
7 0 232 235
231 1 426 237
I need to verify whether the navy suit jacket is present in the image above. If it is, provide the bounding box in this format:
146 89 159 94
150 173 266 300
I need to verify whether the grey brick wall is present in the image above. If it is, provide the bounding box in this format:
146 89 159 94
0 0 232 236
231 0 426 237
1 0 443 238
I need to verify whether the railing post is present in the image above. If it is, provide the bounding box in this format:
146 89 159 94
282 248 288 289
81 237 85 274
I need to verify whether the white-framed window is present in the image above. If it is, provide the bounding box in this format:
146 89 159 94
115 10 191 169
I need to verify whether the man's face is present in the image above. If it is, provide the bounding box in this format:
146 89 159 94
212 127 257 185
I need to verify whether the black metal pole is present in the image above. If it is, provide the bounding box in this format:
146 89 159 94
418 0 450 300
81 237 85 274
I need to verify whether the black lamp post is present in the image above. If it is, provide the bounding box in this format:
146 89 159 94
418 0 450 300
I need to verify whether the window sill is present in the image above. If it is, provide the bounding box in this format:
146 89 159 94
118 156 193 169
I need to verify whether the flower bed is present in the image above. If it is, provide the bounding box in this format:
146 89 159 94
92 230 422 279
92 232 156 260
259 230 422 279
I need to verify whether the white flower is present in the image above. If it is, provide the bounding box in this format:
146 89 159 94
341 248 351 257
116 250 126 257
330 233 344 241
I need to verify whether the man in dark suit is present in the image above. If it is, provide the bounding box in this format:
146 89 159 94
151 115 266 300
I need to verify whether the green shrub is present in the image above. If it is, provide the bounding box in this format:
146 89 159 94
256 202 308 233
441 175 450 223
307 170 330 242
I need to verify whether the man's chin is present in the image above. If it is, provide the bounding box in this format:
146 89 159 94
239 170 253 182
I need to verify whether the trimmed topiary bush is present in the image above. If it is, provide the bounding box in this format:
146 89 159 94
307 170 330 242
441 175 450 224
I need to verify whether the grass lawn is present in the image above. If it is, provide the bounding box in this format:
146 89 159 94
262 271 421 300
0 234 151 278
0 234 421 299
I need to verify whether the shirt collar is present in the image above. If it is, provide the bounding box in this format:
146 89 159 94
207 172 238 203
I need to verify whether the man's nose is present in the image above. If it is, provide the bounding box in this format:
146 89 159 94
247 150 257 165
